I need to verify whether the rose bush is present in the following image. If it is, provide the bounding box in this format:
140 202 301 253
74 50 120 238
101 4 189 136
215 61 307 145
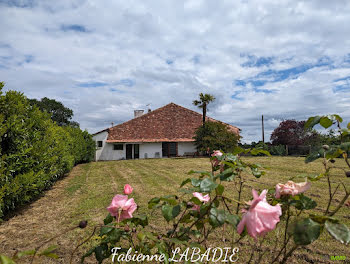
1 114 349 264
81 134 349 264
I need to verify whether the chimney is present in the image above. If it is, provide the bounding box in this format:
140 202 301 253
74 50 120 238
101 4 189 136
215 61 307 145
134 110 144 118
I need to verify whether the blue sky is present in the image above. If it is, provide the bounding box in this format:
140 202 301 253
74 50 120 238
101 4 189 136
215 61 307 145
1 0 350 142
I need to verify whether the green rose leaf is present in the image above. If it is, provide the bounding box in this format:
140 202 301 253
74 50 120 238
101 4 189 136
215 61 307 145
320 116 333 128
325 220 350 245
209 208 226 228
148 197 161 209
218 168 236 181
0 255 16 264
305 116 321 129
309 214 338 224
251 167 263 178
290 194 317 210
188 170 212 177
225 213 240 227
162 204 181 222
292 218 321 245
200 178 218 193
38 245 59 259
94 244 110 263
130 214 148 227
216 184 224 195
191 178 201 187
103 213 114 225
100 224 114 236
180 178 191 187
333 114 343 123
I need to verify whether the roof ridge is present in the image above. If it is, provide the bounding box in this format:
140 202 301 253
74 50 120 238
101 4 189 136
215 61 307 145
94 102 239 134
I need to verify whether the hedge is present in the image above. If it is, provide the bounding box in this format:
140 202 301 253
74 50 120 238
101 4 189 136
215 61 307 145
0 82 95 218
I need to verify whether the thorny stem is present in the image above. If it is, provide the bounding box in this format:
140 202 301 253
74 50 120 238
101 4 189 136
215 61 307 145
236 173 244 214
323 152 333 215
256 236 267 264
271 237 291 263
247 239 259 264
279 244 298 264
169 207 188 238
329 187 350 216
282 204 291 256
222 196 232 214
30 226 78 264
177 196 217 239
69 225 99 264
325 173 332 215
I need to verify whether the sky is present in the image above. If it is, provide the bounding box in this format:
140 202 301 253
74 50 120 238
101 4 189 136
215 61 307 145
1 0 350 143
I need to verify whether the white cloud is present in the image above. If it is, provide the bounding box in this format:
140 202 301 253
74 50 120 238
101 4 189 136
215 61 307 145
1 0 350 142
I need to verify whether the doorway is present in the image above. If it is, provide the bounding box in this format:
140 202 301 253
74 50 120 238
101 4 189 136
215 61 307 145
162 142 177 157
134 144 139 159
126 144 133 159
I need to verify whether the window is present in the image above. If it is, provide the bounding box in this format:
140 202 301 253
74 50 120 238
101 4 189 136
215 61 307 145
97 141 103 148
114 144 123 150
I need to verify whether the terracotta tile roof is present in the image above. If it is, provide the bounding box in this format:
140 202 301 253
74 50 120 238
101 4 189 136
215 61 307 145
106 103 240 143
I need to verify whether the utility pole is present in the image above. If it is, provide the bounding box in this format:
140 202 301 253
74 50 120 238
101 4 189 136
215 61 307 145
262 115 265 143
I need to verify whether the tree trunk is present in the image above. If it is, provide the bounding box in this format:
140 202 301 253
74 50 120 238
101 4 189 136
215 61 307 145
203 104 207 126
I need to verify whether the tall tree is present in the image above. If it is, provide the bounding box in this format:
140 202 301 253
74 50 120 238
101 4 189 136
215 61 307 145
270 120 319 146
28 97 78 127
194 121 239 153
193 93 215 126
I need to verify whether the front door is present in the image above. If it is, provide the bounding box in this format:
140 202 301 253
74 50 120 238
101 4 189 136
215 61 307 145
126 144 133 159
134 144 139 159
162 142 177 157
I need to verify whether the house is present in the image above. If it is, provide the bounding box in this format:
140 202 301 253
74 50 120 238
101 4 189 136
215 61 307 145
92 103 240 161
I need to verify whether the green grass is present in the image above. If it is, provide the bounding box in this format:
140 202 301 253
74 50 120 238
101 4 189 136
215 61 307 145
1 157 349 263
59 156 350 263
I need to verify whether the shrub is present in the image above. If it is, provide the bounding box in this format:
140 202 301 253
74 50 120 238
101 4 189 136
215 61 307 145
269 144 286 156
0 83 95 218
193 121 239 153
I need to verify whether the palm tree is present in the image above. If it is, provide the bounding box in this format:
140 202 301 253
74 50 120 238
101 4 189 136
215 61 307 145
193 93 215 126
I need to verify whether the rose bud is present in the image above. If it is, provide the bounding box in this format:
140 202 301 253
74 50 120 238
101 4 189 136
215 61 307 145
186 202 194 208
79 220 88 229
322 145 330 150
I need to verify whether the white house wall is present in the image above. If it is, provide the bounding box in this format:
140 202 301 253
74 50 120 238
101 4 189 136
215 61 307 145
92 131 108 161
140 143 162 159
99 143 125 161
178 142 197 156
92 137 197 161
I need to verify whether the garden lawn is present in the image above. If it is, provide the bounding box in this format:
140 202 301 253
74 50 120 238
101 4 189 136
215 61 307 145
0 157 349 263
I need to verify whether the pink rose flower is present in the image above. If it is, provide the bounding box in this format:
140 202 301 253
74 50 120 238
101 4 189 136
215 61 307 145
275 181 311 199
107 194 137 221
211 150 223 167
193 192 210 203
237 189 282 239
211 150 223 157
191 204 201 212
123 184 133 195
191 192 210 211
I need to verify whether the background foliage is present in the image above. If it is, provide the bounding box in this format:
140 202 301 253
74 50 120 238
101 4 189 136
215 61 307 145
193 121 239 153
0 82 95 218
